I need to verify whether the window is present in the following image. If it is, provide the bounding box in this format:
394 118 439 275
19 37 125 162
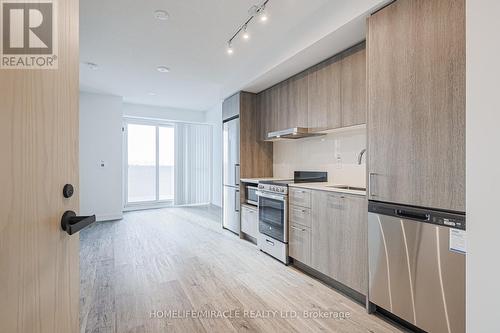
124 121 175 205
124 119 211 208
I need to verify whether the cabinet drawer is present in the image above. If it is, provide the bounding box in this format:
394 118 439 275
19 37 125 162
289 224 311 265
241 205 258 238
289 188 311 208
289 205 311 228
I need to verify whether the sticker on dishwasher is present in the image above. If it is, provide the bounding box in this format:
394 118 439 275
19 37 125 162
449 229 466 254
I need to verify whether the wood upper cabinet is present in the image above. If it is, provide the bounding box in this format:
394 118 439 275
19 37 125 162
238 92 273 179
222 92 239 120
341 46 366 127
367 0 465 212
310 190 367 295
256 43 367 138
307 57 342 131
287 71 309 129
257 88 275 141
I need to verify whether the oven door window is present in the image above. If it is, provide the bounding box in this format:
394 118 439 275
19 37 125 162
258 196 285 242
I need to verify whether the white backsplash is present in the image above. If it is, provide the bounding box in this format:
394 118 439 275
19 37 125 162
273 127 367 187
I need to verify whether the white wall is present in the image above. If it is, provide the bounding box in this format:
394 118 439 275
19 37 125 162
205 102 223 207
466 1 500 332
273 127 366 187
123 103 206 123
80 92 123 221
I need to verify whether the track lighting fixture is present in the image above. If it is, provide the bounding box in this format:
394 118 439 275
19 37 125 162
258 5 268 22
242 25 250 40
225 0 270 55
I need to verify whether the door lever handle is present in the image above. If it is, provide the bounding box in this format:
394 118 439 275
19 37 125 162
61 210 96 235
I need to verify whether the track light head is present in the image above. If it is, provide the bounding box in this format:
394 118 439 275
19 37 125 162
227 42 234 55
242 25 250 40
259 5 268 22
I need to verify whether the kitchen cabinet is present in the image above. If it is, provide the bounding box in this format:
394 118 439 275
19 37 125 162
367 0 465 212
307 56 342 131
241 204 258 239
289 188 311 208
239 92 273 179
289 223 311 266
289 205 312 228
257 87 277 141
310 190 367 295
222 93 239 120
341 46 366 127
256 43 367 140
288 189 312 265
286 71 309 129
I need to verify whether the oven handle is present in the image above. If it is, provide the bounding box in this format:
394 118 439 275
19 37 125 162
256 191 287 202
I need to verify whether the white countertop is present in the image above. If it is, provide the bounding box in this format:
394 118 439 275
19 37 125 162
289 182 366 197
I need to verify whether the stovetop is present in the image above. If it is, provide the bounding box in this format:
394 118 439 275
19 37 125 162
258 171 328 195
259 179 294 186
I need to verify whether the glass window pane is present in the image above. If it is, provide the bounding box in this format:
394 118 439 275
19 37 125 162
127 124 156 202
159 126 175 201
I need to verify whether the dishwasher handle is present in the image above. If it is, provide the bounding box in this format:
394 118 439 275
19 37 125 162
395 209 430 221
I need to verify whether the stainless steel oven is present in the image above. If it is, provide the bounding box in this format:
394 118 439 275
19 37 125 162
257 190 288 243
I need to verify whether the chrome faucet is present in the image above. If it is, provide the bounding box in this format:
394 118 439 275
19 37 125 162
357 148 367 165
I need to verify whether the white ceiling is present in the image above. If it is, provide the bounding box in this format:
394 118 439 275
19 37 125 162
80 0 387 111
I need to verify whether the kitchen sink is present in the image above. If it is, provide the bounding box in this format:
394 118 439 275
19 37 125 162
327 185 366 191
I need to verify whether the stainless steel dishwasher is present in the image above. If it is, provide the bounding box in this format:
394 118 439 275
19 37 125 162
368 201 466 333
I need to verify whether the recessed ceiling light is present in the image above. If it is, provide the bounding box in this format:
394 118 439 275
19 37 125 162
156 66 170 73
154 10 169 21
84 62 98 70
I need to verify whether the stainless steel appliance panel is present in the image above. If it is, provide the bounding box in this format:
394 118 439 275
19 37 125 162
245 185 258 206
223 186 240 234
223 118 240 187
368 202 465 333
257 191 288 243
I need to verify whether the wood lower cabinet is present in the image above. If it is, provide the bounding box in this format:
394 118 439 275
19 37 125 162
241 205 258 238
289 188 311 208
310 190 367 295
289 223 312 265
367 0 465 212
341 45 366 127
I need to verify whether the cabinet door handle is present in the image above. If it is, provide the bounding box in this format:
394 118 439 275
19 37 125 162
369 172 377 197
234 190 240 212
266 239 275 246
234 164 240 186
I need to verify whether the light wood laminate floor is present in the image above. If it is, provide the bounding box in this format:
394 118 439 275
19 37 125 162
80 206 403 333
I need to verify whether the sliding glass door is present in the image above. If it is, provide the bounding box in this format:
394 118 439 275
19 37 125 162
125 121 175 205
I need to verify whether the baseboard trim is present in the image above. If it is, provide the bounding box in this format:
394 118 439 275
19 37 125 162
96 213 123 222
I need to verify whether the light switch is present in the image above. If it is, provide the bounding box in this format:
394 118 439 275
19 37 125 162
336 154 342 169
100 160 105 168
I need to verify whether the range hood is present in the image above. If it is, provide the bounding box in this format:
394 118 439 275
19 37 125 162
266 127 326 140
